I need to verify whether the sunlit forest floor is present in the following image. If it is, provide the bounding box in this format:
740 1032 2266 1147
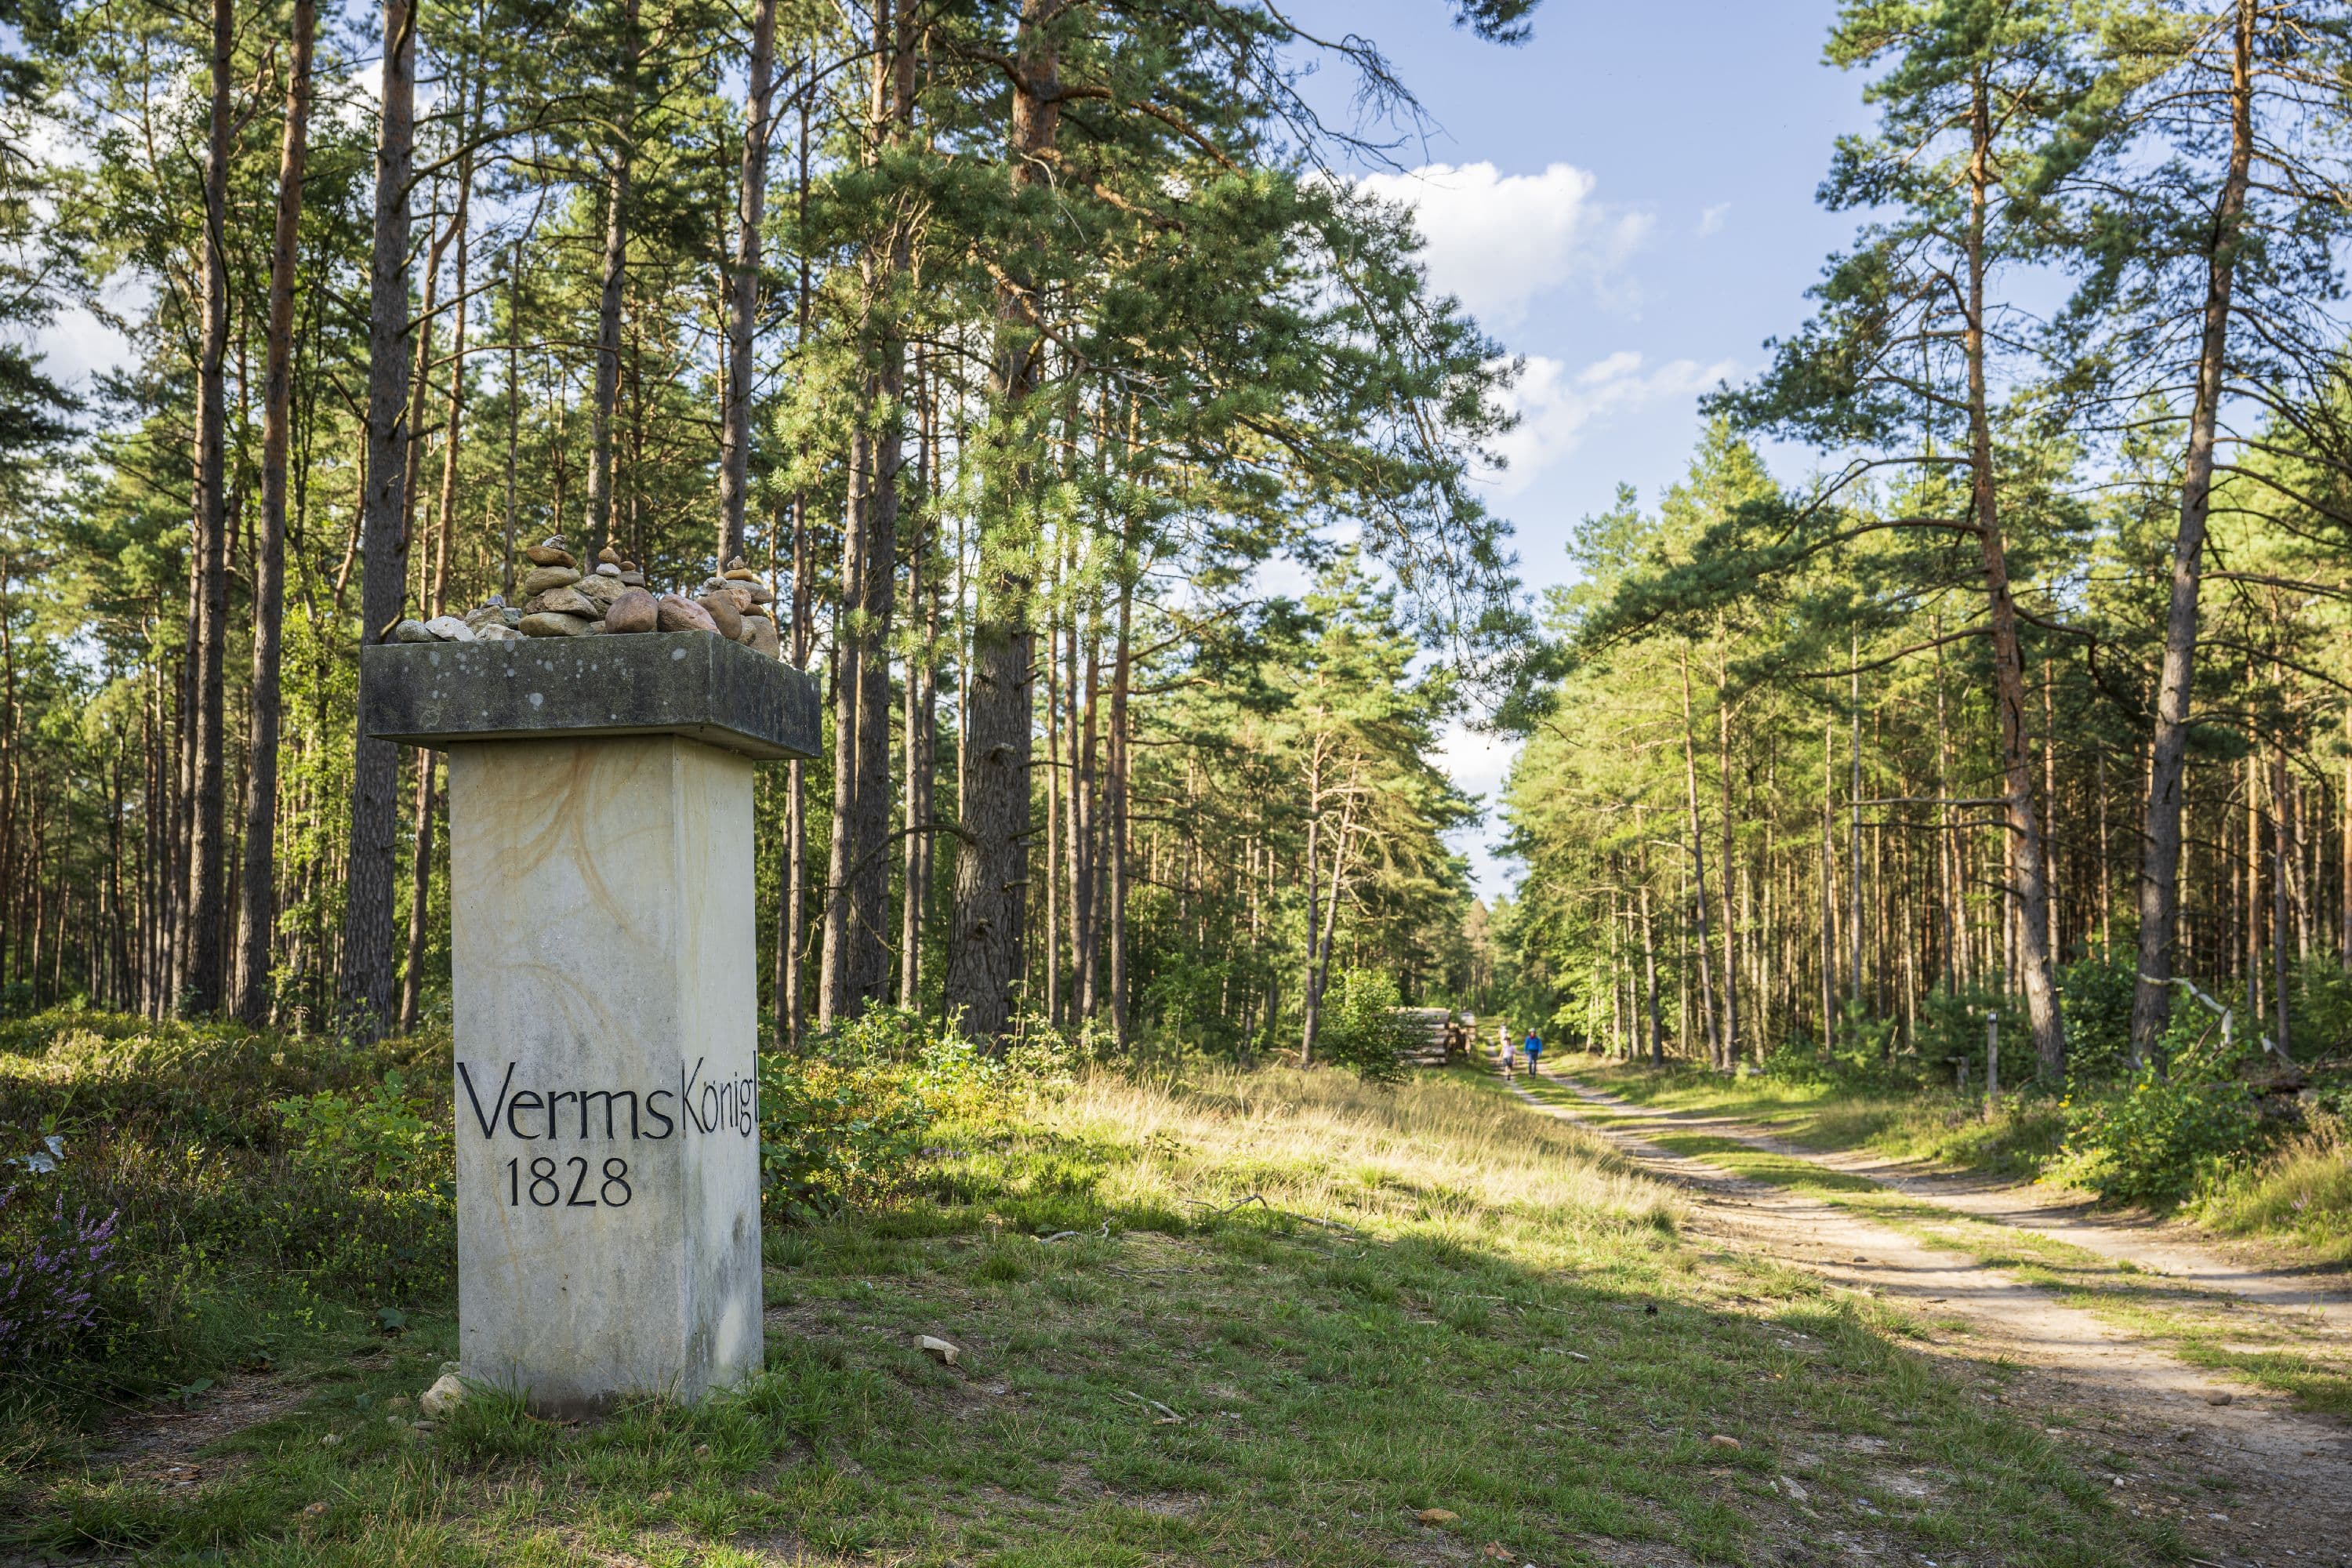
0 1035 2183 1567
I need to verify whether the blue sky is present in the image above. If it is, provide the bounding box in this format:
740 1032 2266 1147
1289 0 1880 898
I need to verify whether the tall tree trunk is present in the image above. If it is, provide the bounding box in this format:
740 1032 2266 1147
1717 637 1738 1064
900 499 938 1009
820 1 914 1023
181 0 237 1016
2273 741 2292 1052
234 0 313 1025
2132 3 2256 1063
1965 67 2064 1076
944 0 1058 1046
717 0 777 568
336 0 418 1040
399 124 474 1036
1105 558 1131 1048
777 75 813 1049
1676 645 1722 1064
584 0 639 564
1637 812 1661 1065
503 240 521 601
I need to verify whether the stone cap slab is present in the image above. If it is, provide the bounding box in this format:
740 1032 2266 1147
361 632 819 761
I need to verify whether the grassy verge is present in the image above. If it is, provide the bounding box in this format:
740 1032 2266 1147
1519 1075 2352 1420
2 1057 2179 1566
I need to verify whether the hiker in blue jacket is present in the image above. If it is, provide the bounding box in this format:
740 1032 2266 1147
1522 1027 1544 1077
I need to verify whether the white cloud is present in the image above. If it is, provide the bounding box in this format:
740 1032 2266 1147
1483 350 1743 497
31 303 136 394
1698 202 1731 237
1434 720 1515 809
1356 161 1651 328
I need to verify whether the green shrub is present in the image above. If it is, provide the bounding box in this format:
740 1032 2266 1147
264 1071 456 1298
0 1015 455 1410
758 1014 1004 1223
2056 1011 2267 1207
1316 970 1414 1085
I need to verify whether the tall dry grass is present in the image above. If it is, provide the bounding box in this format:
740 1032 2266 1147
2193 1116 2352 1262
1003 1065 1682 1257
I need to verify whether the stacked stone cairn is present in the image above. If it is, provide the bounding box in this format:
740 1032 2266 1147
382 536 785 659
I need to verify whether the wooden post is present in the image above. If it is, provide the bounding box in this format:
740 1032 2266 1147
1984 1011 1999 1120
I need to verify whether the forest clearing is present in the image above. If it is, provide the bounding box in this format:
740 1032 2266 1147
8 0 2352 1563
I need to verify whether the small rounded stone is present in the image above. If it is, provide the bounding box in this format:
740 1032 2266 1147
519 611 593 637
528 585 596 619
696 593 744 641
656 595 717 633
604 588 659 633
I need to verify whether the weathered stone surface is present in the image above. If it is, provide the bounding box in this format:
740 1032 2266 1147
358 631 820 761
476 624 523 642
575 573 624 610
446 735 764 1414
529 586 597 619
419 1374 466 1417
524 541 575 568
745 615 780 659
697 593 743 641
394 619 435 644
424 615 476 642
519 611 593 638
604 588 659 633
658 595 717 633
522 564 582 597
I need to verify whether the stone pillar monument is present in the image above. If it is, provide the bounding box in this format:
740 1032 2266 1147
362 632 818 1414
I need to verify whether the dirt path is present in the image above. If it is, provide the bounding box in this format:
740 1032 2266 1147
1558 1073 2352 1330
1511 1072 2352 1568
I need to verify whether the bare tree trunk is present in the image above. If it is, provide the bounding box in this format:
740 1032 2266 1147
2132 3 2256 1064
398 123 474 1036
1676 645 1722 1064
777 78 813 1049
503 241 521 601
1717 637 1738 1065
234 0 313 1025
717 0 777 567
337 0 419 1040
821 2 914 1023
584 0 638 564
900 488 938 1010
944 0 1058 1047
2273 742 2292 1053
180 0 237 1016
1963 68 2064 1076
1105 557 1131 1048
1638 811 1661 1065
